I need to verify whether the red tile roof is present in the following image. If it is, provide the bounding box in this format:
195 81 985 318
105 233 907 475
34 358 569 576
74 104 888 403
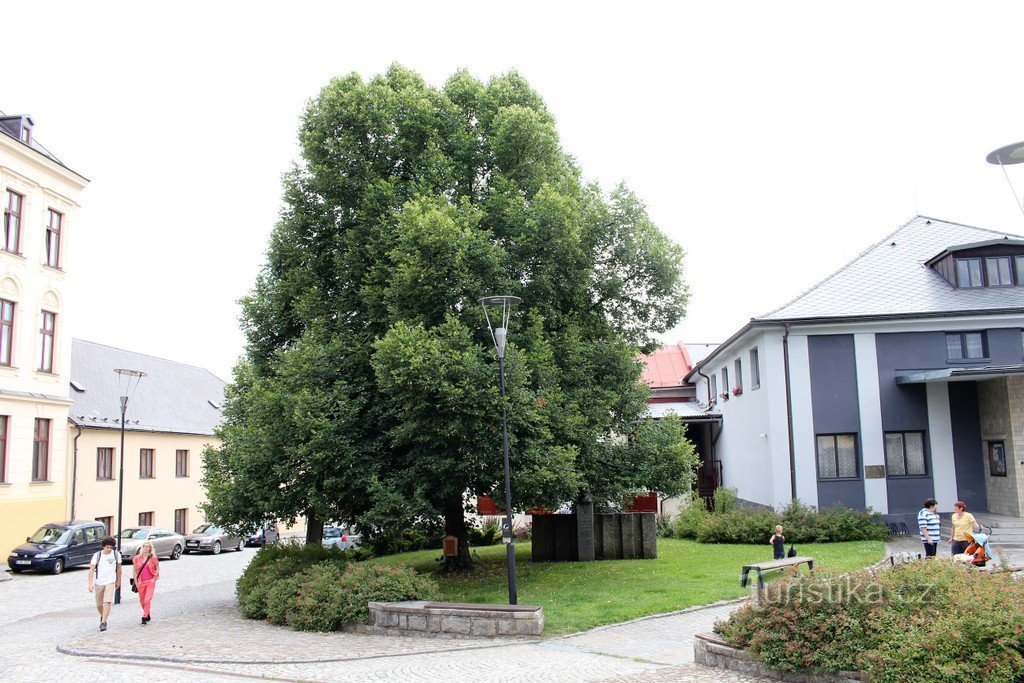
640 342 694 388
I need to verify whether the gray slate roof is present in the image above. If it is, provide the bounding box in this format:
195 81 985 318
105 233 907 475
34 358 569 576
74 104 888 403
760 216 1024 321
69 339 226 435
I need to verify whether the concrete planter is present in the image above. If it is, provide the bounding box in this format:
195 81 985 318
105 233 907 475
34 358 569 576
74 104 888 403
367 601 543 638
694 632 866 683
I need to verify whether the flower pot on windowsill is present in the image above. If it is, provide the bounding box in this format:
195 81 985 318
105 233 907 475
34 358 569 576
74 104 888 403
719 392 729 401
732 386 743 396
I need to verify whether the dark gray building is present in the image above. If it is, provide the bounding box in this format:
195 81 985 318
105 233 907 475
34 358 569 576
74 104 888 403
687 216 1024 519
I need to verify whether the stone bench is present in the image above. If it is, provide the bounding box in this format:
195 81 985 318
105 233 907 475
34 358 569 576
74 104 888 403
367 600 544 637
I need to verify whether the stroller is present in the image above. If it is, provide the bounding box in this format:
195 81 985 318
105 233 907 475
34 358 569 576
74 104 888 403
954 527 993 568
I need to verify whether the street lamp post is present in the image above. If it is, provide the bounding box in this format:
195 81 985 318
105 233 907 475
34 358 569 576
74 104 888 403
113 368 145 605
479 295 521 605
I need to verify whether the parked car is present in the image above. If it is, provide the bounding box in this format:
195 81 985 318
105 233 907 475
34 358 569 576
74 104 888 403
7 520 107 574
245 526 279 547
322 526 361 550
183 524 245 555
117 527 184 562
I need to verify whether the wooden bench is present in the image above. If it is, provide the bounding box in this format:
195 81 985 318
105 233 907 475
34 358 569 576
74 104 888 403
741 556 814 588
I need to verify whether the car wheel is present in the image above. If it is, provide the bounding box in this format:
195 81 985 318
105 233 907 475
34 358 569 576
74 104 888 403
236 539 244 552
212 541 222 555
170 545 182 560
51 557 65 575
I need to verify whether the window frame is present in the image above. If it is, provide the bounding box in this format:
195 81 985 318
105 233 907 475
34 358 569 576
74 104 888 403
750 347 760 390
174 508 188 535
139 511 154 527
989 441 1008 477
45 209 62 269
945 331 988 362
96 447 114 480
709 375 717 403
175 449 189 477
815 433 860 480
139 448 155 479
32 418 50 481
0 298 13 366
955 257 983 288
721 367 729 400
985 256 1013 287
4 189 23 254
1016 256 1024 286
884 431 929 478
95 516 112 536
733 358 743 394
0 414 7 483
39 311 55 372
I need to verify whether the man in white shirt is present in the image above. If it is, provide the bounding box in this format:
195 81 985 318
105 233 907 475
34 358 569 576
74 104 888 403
88 536 122 631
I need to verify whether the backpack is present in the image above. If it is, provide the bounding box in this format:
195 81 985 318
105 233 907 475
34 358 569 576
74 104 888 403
787 544 797 558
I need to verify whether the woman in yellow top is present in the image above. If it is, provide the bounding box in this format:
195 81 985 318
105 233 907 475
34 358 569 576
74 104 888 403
949 500 980 555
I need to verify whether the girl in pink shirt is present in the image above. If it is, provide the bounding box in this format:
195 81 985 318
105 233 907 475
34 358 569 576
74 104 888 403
132 541 160 625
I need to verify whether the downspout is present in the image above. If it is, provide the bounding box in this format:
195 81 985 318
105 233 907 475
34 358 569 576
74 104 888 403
782 323 797 501
71 423 83 520
695 366 716 463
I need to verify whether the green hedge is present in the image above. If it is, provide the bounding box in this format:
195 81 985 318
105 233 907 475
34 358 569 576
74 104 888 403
716 561 1024 682
669 492 888 544
236 543 439 630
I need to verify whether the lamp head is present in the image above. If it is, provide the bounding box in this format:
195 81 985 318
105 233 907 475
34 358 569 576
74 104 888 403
478 295 521 356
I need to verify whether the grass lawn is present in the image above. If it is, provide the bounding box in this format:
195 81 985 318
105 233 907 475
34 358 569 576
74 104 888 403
369 538 885 635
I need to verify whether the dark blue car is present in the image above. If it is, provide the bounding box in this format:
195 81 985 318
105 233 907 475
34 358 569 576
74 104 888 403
7 520 106 575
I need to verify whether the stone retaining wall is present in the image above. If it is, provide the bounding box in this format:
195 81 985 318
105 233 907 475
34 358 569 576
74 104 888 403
694 632 865 682
367 601 543 637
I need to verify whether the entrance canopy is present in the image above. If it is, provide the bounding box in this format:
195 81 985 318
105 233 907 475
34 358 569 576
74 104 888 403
647 401 722 421
896 364 1024 385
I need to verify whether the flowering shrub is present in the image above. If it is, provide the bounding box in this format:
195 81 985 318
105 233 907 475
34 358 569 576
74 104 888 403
715 561 1024 682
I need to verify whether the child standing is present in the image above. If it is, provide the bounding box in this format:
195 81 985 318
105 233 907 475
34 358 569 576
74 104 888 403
769 525 785 560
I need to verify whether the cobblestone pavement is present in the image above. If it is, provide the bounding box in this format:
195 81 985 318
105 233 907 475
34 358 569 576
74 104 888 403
1 546 771 682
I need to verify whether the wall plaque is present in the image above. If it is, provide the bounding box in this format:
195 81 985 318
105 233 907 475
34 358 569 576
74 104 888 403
864 465 886 479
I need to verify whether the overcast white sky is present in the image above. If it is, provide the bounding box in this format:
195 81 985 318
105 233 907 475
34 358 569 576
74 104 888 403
6 2 1024 381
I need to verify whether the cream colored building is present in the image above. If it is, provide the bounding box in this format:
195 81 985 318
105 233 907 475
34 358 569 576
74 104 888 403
0 115 88 555
67 339 226 537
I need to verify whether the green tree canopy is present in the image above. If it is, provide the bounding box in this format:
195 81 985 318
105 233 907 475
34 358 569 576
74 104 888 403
203 65 692 556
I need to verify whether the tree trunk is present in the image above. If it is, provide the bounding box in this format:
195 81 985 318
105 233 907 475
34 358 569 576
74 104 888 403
305 509 324 545
443 499 473 570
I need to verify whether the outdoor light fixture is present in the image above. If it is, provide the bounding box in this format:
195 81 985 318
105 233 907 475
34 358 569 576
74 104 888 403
986 141 1024 221
113 368 146 604
479 295 521 605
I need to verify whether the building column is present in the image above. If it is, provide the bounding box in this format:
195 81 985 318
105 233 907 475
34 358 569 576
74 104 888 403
854 333 887 513
927 383 958 511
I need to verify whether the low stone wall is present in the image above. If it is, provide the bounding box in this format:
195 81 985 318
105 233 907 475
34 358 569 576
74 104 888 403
367 601 543 638
694 632 865 683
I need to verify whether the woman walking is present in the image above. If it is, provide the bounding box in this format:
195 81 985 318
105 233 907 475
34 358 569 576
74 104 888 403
132 541 160 625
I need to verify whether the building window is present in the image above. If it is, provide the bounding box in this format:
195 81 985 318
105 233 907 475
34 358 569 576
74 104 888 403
750 347 760 390
139 511 154 526
989 441 1007 477
721 367 729 400
816 433 858 479
986 256 1013 286
884 432 927 477
32 418 50 481
0 299 13 366
946 331 987 361
20 126 30 144
139 448 154 478
174 508 188 535
1017 256 1024 285
96 516 113 535
956 258 983 288
175 449 189 477
39 311 55 372
3 190 22 253
709 374 717 403
733 358 742 394
0 415 7 482
45 209 62 268
96 447 114 480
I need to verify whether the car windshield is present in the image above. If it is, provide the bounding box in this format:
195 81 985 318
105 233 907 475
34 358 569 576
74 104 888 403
324 528 341 538
30 526 71 544
120 529 149 539
193 524 219 534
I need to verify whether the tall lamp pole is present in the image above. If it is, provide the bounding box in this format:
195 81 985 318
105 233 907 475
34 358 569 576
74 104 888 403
113 368 145 605
480 295 521 605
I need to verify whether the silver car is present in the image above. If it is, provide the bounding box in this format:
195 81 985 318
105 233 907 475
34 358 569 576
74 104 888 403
183 524 245 555
117 527 185 562
322 526 361 550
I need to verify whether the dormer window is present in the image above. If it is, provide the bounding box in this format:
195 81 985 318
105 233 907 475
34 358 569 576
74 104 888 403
19 125 30 144
956 258 983 288
929 238 1024 289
